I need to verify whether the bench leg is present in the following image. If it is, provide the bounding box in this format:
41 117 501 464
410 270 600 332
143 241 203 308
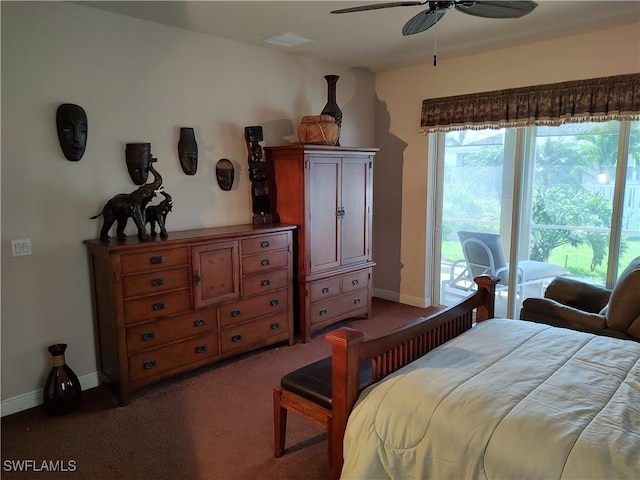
273 387 288 457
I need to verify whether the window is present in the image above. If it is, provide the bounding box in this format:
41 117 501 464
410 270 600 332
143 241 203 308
435 121 639 317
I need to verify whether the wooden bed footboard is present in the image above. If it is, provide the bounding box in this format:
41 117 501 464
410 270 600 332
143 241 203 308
324 275 499 479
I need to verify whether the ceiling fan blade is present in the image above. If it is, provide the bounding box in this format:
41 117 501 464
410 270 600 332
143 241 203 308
402 6 449 35
454 1 538 19
331 1 426 14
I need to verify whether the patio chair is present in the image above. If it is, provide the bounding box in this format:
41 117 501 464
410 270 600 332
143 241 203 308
445 231 566 299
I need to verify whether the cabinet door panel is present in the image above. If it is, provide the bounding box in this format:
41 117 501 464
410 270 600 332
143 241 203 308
192 241 239 308
341 156 371 265
308 157 340 273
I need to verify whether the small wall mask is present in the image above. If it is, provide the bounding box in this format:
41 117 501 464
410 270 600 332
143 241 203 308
125 143 152 185
56 103 87 161
216 159 235 191
178 127 198 175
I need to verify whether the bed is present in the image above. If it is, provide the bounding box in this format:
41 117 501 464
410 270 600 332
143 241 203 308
324 276 640 479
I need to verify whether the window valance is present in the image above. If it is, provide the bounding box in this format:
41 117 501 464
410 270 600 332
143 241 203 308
419 73 640 134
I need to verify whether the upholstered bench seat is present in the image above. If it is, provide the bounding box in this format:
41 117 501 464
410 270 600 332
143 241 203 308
281 357 333 409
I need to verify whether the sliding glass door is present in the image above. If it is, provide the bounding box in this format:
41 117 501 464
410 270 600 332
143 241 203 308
436 121 639 317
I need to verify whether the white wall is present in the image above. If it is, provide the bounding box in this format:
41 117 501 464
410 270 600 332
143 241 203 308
372 22 640 307
0 2 375 414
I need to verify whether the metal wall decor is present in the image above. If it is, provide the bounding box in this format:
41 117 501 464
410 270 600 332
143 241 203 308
216 159 234 191
56 103 87 161
125 143 152 185
178 127 198 175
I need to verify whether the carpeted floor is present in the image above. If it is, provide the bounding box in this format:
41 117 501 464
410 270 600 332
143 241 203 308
1 298 437 480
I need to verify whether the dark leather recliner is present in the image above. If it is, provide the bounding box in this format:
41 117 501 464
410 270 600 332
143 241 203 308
520 256 640 342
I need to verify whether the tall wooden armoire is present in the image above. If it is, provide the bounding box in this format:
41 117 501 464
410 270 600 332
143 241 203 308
265 145 377 342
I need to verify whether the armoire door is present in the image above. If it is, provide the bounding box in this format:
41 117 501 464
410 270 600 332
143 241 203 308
341 156 372 265
307 156 341 273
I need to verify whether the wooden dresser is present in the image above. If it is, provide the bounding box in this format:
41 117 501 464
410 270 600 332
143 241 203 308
84 224 296 405
265 145 377 342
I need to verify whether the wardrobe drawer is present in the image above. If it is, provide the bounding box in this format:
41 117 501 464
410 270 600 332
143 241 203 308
128 332 219 382
126 308 217 353
242 268 289 297
124 290 191 324
242 250 289 275
219 289 288 327
310 290 368 326
241 233 288 255
122 267 190 298
309 277 342 303
220 311 289 354
342 270 369 294
120 248 189 274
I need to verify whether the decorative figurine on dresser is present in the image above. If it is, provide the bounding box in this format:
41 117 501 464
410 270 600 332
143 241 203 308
265 144 378 342
145 191 173 238
91 147 163 241
244 126 274 225
84 224 296 405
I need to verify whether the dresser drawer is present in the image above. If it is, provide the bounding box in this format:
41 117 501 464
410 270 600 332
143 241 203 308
242 250 288 275
242 268 289 297
122 267 191 298
124 290 191 324
241 233 288 255
219 289 288 327
309 276 342 303
121 248 189 274
126 308 216 353
128 332 219 382
310 289 368 326
342 270 369 293
220 311 289 354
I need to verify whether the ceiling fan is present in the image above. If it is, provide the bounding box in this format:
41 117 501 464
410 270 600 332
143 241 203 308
330 1 538 36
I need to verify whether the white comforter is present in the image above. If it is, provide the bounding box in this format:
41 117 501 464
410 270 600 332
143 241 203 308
341 319 640 480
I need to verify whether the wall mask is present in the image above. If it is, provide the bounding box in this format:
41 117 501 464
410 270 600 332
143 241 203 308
56 103 87 161
125 143 152 185
216 159 235 191
178 127 198 175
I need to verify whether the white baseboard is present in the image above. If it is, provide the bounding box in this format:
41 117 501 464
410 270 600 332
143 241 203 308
1 372 100 417
373 288 430 308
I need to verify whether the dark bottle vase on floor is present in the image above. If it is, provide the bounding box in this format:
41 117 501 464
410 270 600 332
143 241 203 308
43 343 81 415
321 75 343 128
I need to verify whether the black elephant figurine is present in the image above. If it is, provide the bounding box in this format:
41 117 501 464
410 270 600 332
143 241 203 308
91 158 163 241
145 191 173 238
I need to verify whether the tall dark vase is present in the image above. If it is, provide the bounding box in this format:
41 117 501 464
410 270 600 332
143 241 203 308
321 75 342 146
43 344 81 416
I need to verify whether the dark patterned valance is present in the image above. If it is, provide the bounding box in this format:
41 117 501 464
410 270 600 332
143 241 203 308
419 73 640 134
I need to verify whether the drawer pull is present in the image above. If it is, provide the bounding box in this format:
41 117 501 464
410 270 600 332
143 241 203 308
322 287 330 294
151 277 165 287
150 255 164 265
231 309 241 317
261 258 271 266
152 301 166 311
270 299 280 307
195 344 208 354
260 240 270 248
271 322 280 330
352 279 359 286
261 279 271 287
141 331 156 341
319 309 328 316
194 318 207 328
231 333 243 343
194 272 201 283
143 360 157 369
354 298 361 304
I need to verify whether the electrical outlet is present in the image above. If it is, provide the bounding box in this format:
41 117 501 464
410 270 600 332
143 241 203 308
11 239 32 257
